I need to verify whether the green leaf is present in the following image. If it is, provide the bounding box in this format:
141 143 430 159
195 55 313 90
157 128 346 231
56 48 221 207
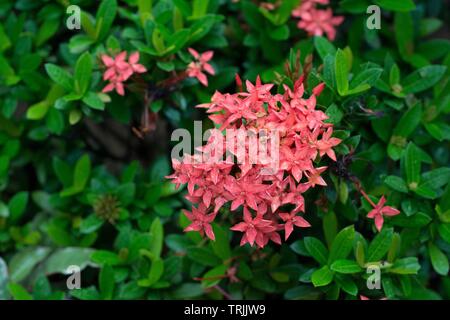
404 142 421 189
350 68 383 89
290 240 310 256
323 211 338 248
304 237 329 265
82 92 105 110
26 101 50 120
115 182 136 206
428 243 449 276
420 168 450 190
69 109 83 125
389 64 401 86
43 248 96 275
99 265 115 299
382 275 396 298
438 224 450 244
330 259 363 274
355 241 366 267
171 283 204 299
70 286 100 300
91 250 121 266
201 265 227 288
335 274 358 296
0 257 8 299
311 266 334 287
45 64 72 91
192 0 209 19
269 25 289 40
8 283 32 300
414 185 438 199
374 0 415 12
74 52 92 96
314 36 336 61
95 0 118 41
335 49 349 96
367 228 393 262
186 247 221 267
389 257 421 274
139 258 164 287
8 191 29 222
384 175 408 193
80 214 104 234
402 65 447 94
387 233 401 263
328 225 355 263
60 154 91 197
390 212 432 228
9 247 51 282
392 103 422 139
138 0 153 27
210 224 231 260
395 12 414 60
149 218 163 258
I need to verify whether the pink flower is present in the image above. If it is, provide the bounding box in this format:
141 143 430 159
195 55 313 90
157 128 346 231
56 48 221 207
279 211 310 240
128 52 147 74
183 204 216 241
101 51 146 96
315 127 342 161
367 196 400 232
186 48 215 86
230 208 277 247
292 0 344 41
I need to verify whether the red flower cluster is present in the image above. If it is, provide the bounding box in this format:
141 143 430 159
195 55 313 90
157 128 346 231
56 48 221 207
292 0 344 41
167 76 341 248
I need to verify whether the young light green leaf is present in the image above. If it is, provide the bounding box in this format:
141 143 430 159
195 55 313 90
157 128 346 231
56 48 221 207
149 218 164 258
311 265 334 287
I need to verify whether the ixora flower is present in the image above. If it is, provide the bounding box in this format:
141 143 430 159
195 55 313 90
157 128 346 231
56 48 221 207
101 51 147 96
167 75 342 248
186 48 215 86
366 195 400 232
292 0 344 41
